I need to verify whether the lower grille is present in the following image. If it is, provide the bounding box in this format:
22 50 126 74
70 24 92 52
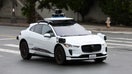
82 44 101 53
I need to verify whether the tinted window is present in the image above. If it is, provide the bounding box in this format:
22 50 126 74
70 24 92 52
30 26 35 31
51 20 76 26
42 25 54 36
53 24 90 36
32 24 43 34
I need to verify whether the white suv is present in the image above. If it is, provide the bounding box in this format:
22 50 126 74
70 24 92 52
17 11 107 64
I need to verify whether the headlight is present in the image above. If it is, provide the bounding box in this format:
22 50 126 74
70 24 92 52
64 44 72 48
104 35 107 40
64 44 80 48
72 45 80 48
97 33 107 40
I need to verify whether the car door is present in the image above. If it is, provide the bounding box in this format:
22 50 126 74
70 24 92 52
37 24 57 55
28 24 43 50
29 24 56 56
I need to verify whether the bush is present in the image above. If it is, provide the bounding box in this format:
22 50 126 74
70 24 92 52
21 0 37 23
99 0 132 26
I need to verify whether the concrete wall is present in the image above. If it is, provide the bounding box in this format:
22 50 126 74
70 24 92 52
0 0 26 23
0 0 12 17
36 8 82 21
86 1 107 23
35 1 82 21
36 1 107 23
0 0 107 23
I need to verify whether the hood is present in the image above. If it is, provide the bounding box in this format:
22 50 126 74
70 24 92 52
62 35 105 45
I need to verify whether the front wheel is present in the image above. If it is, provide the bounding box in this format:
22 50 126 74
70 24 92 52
20 41 32 60
54 46 66 65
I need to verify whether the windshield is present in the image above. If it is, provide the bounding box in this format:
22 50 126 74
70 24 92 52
51 19 76 26
53 24 91 37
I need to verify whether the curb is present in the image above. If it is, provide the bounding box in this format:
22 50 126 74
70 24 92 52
0 23 29 27
0 22 132 32
93 30 132 34
82 25 132 32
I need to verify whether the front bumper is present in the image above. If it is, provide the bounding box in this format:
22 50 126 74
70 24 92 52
66 53 107 60
62 44 107 60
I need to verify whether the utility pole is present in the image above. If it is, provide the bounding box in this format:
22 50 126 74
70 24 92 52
11 0 17 23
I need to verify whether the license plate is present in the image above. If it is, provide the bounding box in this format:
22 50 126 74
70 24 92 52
89 54 96 59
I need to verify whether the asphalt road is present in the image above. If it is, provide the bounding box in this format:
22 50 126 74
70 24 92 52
0 25 132 74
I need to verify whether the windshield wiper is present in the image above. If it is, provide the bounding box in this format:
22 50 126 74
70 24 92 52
77 34 89 36
61 34 89 37
61 35 75 37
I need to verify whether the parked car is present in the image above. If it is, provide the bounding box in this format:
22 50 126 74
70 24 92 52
17 10 107 64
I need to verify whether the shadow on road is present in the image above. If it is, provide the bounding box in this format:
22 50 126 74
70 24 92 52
20 57 108 67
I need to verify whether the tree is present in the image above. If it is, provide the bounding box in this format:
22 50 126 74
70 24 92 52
21 0 37 23
0 0 4 9
37 0 68 10
68 0 94 21
11 0 18 23
37 0 95 21
0 0 17 10
99 0 132 25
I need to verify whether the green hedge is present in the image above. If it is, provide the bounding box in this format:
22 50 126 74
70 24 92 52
99 0 132 26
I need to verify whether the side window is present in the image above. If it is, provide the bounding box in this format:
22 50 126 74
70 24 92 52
42 25 54 36
30 26 35 31
30 24 43 34
34 24 43 34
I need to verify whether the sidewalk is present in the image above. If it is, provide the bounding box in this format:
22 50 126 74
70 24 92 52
0 22 29 27
82 24 132 32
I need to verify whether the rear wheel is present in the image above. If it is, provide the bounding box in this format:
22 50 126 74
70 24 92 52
54 46 66 65
20 41 32 60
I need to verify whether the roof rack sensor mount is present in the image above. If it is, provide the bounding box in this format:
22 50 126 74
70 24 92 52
37 20 53 24
52 9 65 17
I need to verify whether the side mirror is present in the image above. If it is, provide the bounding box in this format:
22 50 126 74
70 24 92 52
44 33 51 38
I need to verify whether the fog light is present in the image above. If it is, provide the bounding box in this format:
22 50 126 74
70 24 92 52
105 47 107 52
69 50 72 55
16 36 19 40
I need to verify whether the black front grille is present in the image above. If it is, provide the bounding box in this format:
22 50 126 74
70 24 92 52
82 44 101 53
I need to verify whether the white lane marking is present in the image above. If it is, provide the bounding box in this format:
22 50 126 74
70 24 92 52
0 38 15 41
107 40 132 44
0 55 3 57
108 46 115 49
109 32 132 34
93 30 132 34
98 31 132 34
0 48 19 54
4 44 19 48
108 43 132 47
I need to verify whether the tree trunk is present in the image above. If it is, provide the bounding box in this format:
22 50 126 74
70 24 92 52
81 14 85 22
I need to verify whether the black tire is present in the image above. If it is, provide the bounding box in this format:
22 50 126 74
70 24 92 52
54 46 66 65
20 41 32 60
94 58 106 63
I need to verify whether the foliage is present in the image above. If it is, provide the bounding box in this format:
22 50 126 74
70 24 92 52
0 0 4 9
37 0 68 10
68 0 94 21
21 0 37 23
37 0 95 21
0 0 17 10
99 0 132 25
